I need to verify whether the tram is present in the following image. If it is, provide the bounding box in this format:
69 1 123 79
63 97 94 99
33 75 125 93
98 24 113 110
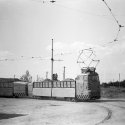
32 67 100 101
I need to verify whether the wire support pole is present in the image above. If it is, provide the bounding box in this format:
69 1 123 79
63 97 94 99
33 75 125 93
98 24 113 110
63 66 66 81
51 39 54 98
51 39 54 81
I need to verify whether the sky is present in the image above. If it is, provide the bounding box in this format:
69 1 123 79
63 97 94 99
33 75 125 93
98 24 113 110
0 0 125 82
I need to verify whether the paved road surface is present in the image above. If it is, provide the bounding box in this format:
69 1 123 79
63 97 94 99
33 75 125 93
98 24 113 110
0 98 125 125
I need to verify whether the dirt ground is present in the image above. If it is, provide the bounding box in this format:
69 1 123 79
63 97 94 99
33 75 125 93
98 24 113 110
0 98 125 125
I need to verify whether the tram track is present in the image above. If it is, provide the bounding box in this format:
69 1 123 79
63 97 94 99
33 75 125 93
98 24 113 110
94 99 125 125
95 105 112 125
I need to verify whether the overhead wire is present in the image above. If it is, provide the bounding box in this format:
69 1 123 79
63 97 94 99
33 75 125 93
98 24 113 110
0 50 73 62
1 0 124 65
0 55 50 62
47 0 124 48
54 1 115 21
74 0 124 50
101 0 124 46
32 0 115 22
0 52 71 62
31 0 124 48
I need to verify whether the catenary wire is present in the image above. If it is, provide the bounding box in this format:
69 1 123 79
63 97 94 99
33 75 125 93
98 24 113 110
43 0 124 48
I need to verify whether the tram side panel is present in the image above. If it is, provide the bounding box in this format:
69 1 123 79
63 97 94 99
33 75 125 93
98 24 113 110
13 82 28 97
33 82 51 97
33 88 51 97
52 81 75 98
88 73 100 99
0 82 13 97
32 81 76 99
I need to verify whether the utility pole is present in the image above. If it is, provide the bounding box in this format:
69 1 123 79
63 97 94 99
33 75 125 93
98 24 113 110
51 39 54 81
63 66 66 81
51 39 54 98
50 39 63 98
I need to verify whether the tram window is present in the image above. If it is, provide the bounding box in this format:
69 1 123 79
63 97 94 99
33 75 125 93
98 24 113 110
60 82 64 88
42 82 45 88
45 82 47 88
45 82 48 87
34 83 36 88
3 83 6 88
46 82 48 88
64 82 67 88
2 83 4 87
4 83 8 88
0 83 1 87
33 83 35 88
8 83 13 88
36 82 38 88
56 82 58 87
71 82 75 88
59 82 61 87
53 82 56 88
67 82 71 88
40 82 42 88
45 82 47 87
48 82 52 88
56 82 60 88
39 82 40 87
37 82 39 87
33 82 35 88
36 83 38 88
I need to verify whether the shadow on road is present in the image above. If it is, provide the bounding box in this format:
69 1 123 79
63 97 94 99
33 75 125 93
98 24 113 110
0 113 27 120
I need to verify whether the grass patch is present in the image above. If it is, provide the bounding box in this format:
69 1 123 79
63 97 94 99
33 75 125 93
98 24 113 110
101 86 125 98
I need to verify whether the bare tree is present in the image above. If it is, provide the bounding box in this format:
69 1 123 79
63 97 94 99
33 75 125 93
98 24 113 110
20 70 32 83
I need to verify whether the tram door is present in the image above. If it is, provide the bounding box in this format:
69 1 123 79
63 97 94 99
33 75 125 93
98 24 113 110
75 74 89 100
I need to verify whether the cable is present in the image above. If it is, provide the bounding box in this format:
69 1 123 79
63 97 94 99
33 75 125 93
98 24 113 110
101 0 124 45
53 1 115 21
0 55 50 62
49 0 124 48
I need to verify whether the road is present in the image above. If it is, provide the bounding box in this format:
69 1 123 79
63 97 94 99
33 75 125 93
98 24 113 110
0 98 125 125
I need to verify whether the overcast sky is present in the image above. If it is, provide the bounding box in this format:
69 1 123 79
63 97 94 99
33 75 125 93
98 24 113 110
0 0 125 82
